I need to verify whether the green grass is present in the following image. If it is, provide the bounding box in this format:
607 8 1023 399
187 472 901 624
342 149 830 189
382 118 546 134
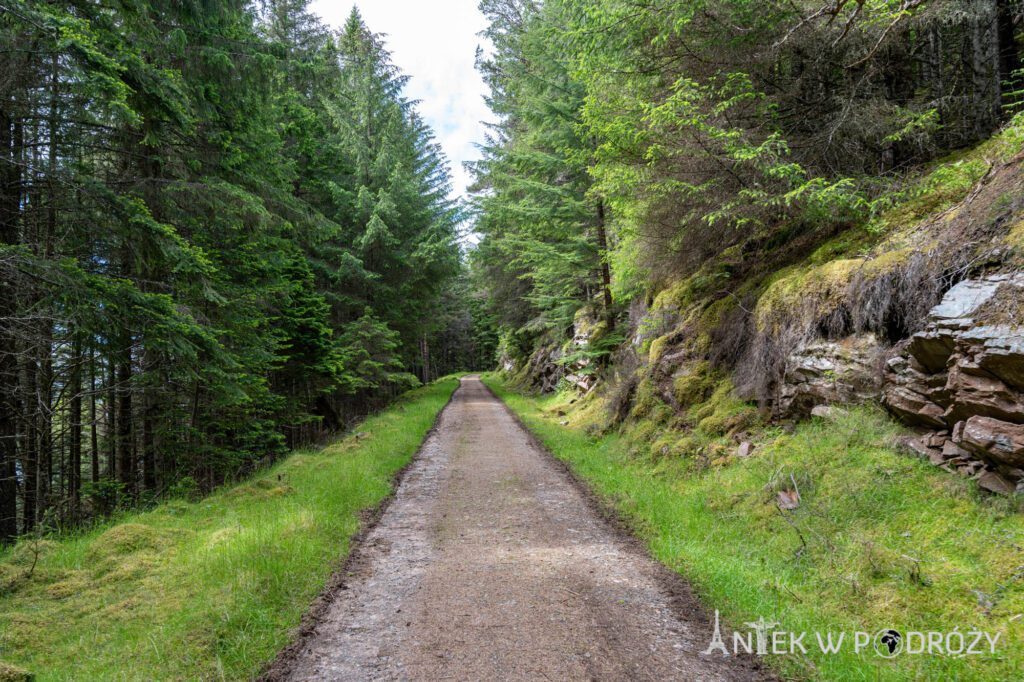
484 374 1024 681
0 376 460 681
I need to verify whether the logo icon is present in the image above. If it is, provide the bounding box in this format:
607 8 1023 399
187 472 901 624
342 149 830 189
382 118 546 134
873 629 903 658
702 610 729 656
744 616 780 655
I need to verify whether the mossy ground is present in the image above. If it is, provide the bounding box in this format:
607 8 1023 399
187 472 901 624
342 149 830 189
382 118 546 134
486 373 1024 681
0 376 461 681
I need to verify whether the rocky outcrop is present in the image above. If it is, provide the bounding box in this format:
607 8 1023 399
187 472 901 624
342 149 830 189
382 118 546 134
882 274 1024 492
522 344 565 393
774 274 1024 493
955 416 1024 468
776 334 883 417
510 307 604 394
562 310 601 395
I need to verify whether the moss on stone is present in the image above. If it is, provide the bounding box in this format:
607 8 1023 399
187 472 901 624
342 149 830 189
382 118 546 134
650 434 678 459
671 362 716 407
0 662 32 682
671 435 703 457
755 259 861 331
629 378 662 421
858 246 916 276
648 334 671 365
651 276 696 311
1004 218 1024 260
589 319 609 346
630 418 661 446
572 305 601 340
689 379 759 437
974 282 1024 326
806 228 876 266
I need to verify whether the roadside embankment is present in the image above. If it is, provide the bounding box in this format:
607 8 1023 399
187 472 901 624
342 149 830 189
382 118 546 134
485 374 1024 681
0 377 460 681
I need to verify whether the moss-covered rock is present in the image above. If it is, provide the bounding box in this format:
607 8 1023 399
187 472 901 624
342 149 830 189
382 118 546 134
650 434 678 459
1004 217 1024 259
974 280 1024 326
689 379 759 436
0 662 33 682
671 362 716 407
651 277 696 312
647 334 671 365
755 259 861 331
630 416 662 445
629 378 662 421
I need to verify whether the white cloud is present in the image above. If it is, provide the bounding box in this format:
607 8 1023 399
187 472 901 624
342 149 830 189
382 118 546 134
308 0 494 205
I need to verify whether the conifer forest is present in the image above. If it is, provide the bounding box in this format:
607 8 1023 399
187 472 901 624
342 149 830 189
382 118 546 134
1 1 495 542
4 1 1024 679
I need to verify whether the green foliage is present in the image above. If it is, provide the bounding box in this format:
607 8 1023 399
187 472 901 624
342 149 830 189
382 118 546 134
557 329 625 368
1 0 468 541
470 0 615 341
472 0 1023 347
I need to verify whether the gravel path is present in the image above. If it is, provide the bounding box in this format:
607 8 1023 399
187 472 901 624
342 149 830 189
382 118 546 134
265 375 764 681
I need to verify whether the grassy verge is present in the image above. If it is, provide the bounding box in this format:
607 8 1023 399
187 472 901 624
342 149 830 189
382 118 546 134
484 374 1024 681
0 376 460 681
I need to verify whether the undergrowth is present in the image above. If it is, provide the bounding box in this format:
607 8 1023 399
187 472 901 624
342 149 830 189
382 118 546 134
485 374 1024 681
0 376 460 681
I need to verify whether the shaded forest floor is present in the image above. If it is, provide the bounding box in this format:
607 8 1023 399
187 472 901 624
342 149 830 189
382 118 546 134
0 377 460 681
484 375 1024 681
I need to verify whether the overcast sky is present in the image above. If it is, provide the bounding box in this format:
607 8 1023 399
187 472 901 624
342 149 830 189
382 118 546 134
308 0 493 205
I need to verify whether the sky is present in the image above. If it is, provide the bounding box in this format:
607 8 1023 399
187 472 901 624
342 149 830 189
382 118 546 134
309 0 494 206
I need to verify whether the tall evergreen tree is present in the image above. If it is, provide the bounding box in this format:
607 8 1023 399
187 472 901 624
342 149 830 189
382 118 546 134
0 0 465 542
471 0 614 344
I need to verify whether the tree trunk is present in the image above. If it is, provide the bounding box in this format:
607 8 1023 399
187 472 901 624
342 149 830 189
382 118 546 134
421 336 431 384
70 338 82 521
972 12 986 139
0 103 20 543
116 350 134 499
142 349 157 493
19 353 37 533
596 199 614 332
36 322 52 525
107 355 117 480
971 2 1000 138
996 0 1022 107
90 348 99 484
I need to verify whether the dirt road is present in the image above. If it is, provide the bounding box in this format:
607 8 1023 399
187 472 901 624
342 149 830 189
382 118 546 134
266 375 763 681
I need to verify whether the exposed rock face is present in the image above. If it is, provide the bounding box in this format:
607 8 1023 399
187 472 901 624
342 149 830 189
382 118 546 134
955 416 1024 468
882 274 1024 491
775 274 1024 493
562 310 601 395
776 334 883 417
513 307 604 394
967 326 1024 390
523 344 564 393
978 470 1017 496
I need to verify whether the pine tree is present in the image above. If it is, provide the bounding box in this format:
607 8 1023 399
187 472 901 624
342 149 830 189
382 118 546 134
0 0 465 541
471 0 614 341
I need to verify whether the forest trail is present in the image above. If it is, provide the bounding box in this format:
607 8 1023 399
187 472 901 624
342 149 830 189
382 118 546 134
265 376 763 681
